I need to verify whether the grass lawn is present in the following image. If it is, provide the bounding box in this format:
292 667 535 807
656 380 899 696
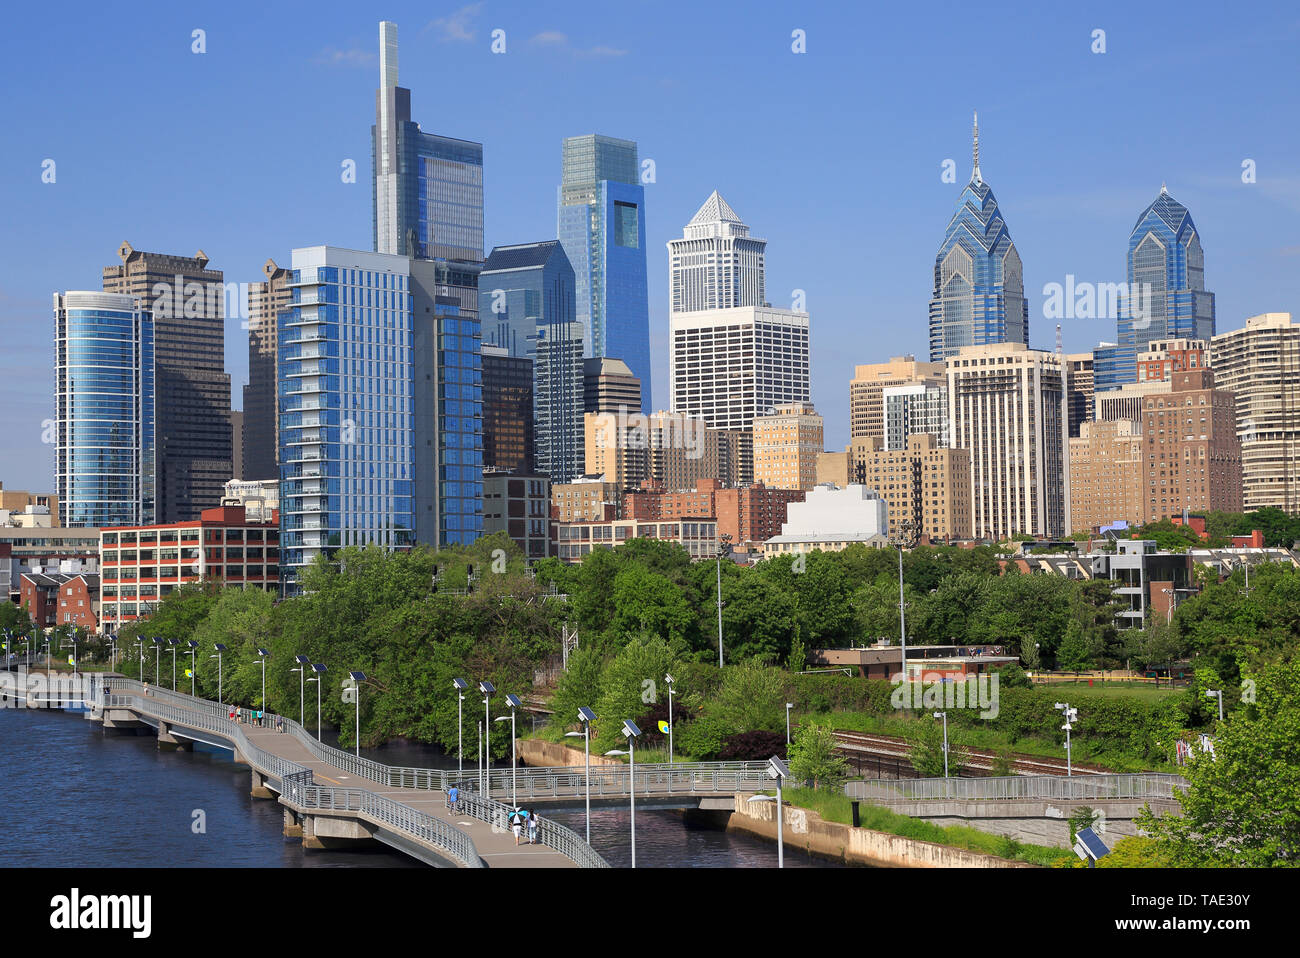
1035 682 1181 702
774 786 1074 867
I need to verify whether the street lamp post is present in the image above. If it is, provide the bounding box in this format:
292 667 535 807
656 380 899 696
716 533 732 667
293 655 310 725
604 720 643 868
256 649 270 717
453 678 469 779
785 702 794 747
498 693 521 806
168 639 179 690
479 681 495 794
185 641 198 696
310 664 327 740
892 519 914 685
934 711 950 778
1055 702 1078 776
566 707 597 843
153 637 161 685
349 671 367 756
1206 689 1224 723
746 756 790 868
665 674 676 763
212 643 227 709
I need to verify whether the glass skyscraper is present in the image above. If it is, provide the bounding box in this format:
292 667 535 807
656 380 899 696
557 134 650 412
479 241 583 482
54 291 154 527
928 114 1028 362
279 248 415 588
1093 185 1215 392
372 21 484 261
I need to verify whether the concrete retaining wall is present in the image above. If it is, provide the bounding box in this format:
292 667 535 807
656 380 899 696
729 795 1038 868
517 738 621 769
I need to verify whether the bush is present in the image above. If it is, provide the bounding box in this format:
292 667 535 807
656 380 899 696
675 715 731 760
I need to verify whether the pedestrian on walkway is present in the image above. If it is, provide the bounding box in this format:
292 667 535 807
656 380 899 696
277 714 284 733
527 812 538 845
511 809 524 846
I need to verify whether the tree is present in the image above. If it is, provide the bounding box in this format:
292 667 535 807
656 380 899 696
550 645 604 732
593 634 679 752
787 722 850 790
905 717 967 777
1056 620 1092 671
1138 662 1300 866
709 658 787 735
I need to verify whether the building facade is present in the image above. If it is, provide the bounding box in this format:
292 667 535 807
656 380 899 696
55 291 155 528
1141 368 1242 520
928 115 1028 362
102 243 231 523
555 516 719 563
1069 419 1146 533
752 402 823 492
551 476 622 523
849 356 946 444
20 572 99 631
482 470 551 560
558 135 651 410
667 191 766 314
242 258 292 482
882 382 949 450
482 345 534 473
764 484 890 557
625 478 804 548
946 343 1067 540
0 484 60 527
1210 313 1300 513
583 356 641 416
849 434 972 542
1064 352 1094 439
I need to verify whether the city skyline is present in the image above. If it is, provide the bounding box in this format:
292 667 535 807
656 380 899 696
4 1 1299 491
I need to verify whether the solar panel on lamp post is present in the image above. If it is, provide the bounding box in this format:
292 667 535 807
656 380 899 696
349 671 367 756
566 706 598 843
604 720 643 868
745 756 790 868
453 678 469 779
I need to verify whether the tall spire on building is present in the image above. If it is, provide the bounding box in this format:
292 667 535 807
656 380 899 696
380 20 398 88
972 111 981 184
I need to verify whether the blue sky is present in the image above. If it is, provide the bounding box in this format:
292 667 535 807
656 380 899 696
3 0 1298 492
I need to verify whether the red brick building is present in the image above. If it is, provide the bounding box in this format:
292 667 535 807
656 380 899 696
20 572 100 631
624 478 804 548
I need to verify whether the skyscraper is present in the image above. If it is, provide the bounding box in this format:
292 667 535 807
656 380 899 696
558 134 651 411
482 345 534 473
54 291 154 527
101 243 232 522
242 258 292 482
928 114 1028 362
1094 185 1215 392
372 21 484 261
848 356 946 444
667 191 766 313
479 241 583 482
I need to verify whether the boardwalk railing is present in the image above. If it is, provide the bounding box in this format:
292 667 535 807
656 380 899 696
450 789 609 869
300 786 483 869
846 772 1186 804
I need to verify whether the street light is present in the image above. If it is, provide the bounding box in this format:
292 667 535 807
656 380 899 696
1205 689 1224 723
565 706 597 843
665 674 676 763
604 719 643 868
212 643 227 708
785 702 794 747
293 654 310 725
496 693 522 806
349 671 367 756
152 636 162 685
309 664 327 740
716 533 733 667
167 639 179 690
256 649 270 717
453 678 469 778
746 755 791 868
1055 702 1078 776
185 641 198 696
479 680 495 794
934 711 950 778
891 519 914 685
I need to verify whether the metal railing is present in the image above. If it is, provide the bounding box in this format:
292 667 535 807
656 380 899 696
846 772 1186 804
449 787 608 868
300 786 483 869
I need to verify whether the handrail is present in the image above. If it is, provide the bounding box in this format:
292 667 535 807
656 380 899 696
845 772 1186 804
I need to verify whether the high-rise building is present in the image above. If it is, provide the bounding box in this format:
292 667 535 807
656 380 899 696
1094 185 1215 392
482 345 534 473
278 248 416 587
1069 419 1146 533
1140 368 1241 519
102 243 231 523
667 191 766 313
480 241 583 482
583 409 732 492
482 470 551 560
946 343 1066 540
558 135 651 410
1211 313 1300 512
1064 352 1094 439
243 258 292 482
882 381 949 450
846 434 972 543
583 356 641 416
753 402 824 491
928 114 1028 362
849 356 946 444
54 291 155 528
372 21 484 261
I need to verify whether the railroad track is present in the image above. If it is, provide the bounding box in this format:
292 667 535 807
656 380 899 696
832 729 1108 777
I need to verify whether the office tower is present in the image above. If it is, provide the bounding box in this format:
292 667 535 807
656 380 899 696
849 356 946 444
753 402 824 491
230 410 244 480
583 356 642 415
1141 369 1241 519
1064 352 1094 438
558 135 651 410
584 409 740 492
928 114 1028 362
946 343 1066 540
480 241 583 482
410 257 483 546
846 435 972 542
1211 313 1300 512
1069 419 1145 533
54 291 154 527
882 381 949 450
372 21 484 260
482 345 534 473
102 243 232 523
1094 185 1216 392
243 258 292 482
279 248 416 587
668 191 766 312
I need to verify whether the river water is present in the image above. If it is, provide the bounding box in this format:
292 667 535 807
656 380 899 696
0 707 843 868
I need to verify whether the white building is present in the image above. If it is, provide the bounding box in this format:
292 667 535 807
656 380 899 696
763 483 890 557
223 479 279 521
946 343 1067 540
667 191 766 313
883 381 949 450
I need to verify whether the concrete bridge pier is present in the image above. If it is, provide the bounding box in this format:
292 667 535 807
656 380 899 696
157 720 185 751
301 813 377 851
283 807 303 839
102 709 145 731
250 770 275 800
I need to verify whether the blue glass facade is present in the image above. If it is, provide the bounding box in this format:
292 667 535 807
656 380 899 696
55 292 154 527
279 250 414 588
432 299 483 544
1094 187 1215 393
558 135 651 412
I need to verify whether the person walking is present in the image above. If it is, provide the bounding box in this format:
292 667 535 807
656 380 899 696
276 714 284 733
511 809 524 846
527 812 539 845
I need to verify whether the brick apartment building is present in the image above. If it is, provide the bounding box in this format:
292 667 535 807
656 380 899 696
20 572 100 631
624 478 804 548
